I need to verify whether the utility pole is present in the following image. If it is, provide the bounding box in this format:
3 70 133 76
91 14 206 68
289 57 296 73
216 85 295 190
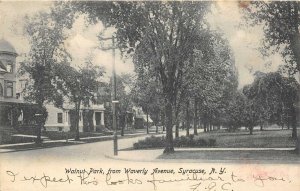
35 48 46 144
112 36 118 156
100 35 118 155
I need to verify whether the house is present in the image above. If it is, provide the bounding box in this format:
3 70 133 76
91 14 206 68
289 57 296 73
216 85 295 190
0 39 18 103
44 103 105 132
0 39 38 143
0 38 106 135
132 106 153 129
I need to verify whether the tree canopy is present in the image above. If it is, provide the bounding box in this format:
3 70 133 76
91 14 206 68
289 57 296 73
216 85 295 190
243 1 300 74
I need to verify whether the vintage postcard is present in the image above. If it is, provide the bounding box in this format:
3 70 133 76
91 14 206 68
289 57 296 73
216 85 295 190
0 1 299 191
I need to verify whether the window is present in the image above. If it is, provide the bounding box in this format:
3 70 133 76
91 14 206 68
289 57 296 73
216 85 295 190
57 113 63 123
5 81 13 97
6 61 13 73
20 80 27 89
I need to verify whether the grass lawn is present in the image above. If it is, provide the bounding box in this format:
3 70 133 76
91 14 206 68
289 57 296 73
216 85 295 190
194 129 299 148
156 129 300 162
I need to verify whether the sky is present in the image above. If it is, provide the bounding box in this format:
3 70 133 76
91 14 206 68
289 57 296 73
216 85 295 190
0 1 284 87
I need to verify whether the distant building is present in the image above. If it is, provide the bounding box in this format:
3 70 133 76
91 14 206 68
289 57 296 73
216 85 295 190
132 106 153 129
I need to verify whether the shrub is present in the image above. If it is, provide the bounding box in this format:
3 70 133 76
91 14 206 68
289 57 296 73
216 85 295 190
208 138 216 146
133 135 216 149
133 135 165 149
194 136 208 146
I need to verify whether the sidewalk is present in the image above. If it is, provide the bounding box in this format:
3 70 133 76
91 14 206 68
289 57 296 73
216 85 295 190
105 147 299 164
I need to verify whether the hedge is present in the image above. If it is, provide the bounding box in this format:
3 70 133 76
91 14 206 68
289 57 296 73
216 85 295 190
133 135 216 149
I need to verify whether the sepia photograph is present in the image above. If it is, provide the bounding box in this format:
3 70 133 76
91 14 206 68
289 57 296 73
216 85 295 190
0 1 299 191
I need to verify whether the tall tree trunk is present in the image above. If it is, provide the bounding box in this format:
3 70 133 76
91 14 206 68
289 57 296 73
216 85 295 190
174 110 180 138
174 93 180 139
290 4 300 149
121 114 125 136
156 112 159 133
35 102 44 144
163 101 174 153
125 113 128 130
75 100 81 141
162 112 165 132
121 126 124 136
249 126 253 135
291 107 298 140
175 120 179 138
296 140 300 154
146 111 149 134
186 100 190 136
291 122 298 140
194 98 198 135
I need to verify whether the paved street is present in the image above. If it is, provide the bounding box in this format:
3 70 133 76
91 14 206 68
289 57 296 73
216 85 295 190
1 128 297 164
1 130 300 191
0 134 150 162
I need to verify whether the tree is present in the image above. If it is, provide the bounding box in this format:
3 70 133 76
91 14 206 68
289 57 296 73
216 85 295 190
20 9 74 143
243 2 300 151
187 33 237 134
69 1 212 153
131 72 164 135
243 1 300 74
55 62 103 140
243 97 259 135
224 90 259 135
224 91 246 131
244 72 299 138
96 74 135 135
115 74 134 136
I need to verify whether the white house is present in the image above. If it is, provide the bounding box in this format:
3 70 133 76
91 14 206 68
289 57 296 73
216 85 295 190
44 103 105 132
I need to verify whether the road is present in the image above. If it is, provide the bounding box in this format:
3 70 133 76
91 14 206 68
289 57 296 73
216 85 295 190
0 135 150 162
1 129 299 191
0 128 192 162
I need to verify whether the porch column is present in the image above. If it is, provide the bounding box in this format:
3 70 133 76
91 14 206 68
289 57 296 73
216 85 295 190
101 112 104 126
93 111 96 131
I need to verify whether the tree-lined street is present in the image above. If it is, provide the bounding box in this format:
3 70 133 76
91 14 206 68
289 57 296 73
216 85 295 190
0 1 299 161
